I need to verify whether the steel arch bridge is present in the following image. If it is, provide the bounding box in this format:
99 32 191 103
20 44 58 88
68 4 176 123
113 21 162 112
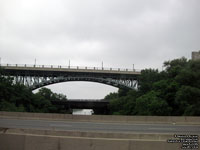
1 64 141 90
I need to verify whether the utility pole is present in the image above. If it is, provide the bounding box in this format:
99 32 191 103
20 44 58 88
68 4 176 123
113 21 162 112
102 61 104 69
69 60 70 68
34 59 36 66
133 64 135 71
0 57 1 66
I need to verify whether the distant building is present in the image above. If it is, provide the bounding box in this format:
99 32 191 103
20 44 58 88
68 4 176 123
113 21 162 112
192 51 200 60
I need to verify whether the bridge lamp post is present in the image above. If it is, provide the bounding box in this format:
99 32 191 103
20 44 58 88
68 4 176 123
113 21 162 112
68 60 70 68
34 59 37 67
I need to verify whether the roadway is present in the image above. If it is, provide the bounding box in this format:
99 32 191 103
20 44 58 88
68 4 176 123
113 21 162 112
0 118 199 134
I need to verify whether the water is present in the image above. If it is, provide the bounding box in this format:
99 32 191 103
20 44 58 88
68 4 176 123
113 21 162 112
72 109 94 115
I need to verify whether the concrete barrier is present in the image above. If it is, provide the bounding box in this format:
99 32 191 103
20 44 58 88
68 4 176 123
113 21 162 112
0 111 200 125
2 128 173 140
0 129 182 150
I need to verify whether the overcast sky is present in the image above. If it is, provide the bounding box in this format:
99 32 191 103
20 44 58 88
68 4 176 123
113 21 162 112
0 0 200 99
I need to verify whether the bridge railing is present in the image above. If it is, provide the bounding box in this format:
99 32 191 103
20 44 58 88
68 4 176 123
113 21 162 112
1 64 141 72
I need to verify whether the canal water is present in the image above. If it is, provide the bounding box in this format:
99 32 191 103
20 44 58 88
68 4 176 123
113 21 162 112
72 109 94 115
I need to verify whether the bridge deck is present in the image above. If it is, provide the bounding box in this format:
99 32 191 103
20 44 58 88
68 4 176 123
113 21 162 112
51 99 109 109
1 64 141 75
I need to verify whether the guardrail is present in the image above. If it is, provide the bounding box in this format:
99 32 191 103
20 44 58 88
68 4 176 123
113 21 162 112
0 64 141 72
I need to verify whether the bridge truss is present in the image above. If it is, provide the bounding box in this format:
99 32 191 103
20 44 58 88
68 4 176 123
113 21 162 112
12 75 138 90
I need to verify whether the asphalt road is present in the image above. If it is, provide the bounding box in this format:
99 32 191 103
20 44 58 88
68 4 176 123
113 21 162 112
0 118 199 134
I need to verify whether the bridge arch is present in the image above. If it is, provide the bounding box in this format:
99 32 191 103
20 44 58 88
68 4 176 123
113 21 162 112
30 76 138 90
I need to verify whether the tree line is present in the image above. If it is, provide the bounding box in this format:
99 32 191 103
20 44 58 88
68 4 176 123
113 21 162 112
106 57 200 116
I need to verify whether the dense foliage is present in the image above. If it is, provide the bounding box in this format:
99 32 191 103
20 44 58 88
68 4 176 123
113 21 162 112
0 69 69 113
106 57 200 116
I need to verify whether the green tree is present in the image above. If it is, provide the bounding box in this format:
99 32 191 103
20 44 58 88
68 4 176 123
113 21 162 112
107 57 200 116
138 69 163 94
135 91 171 115
163 57 188 78
175 86 200 116
108 90 139 115
105 92 118 100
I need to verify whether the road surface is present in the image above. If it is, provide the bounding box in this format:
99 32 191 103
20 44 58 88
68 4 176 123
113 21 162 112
0 118 199 134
